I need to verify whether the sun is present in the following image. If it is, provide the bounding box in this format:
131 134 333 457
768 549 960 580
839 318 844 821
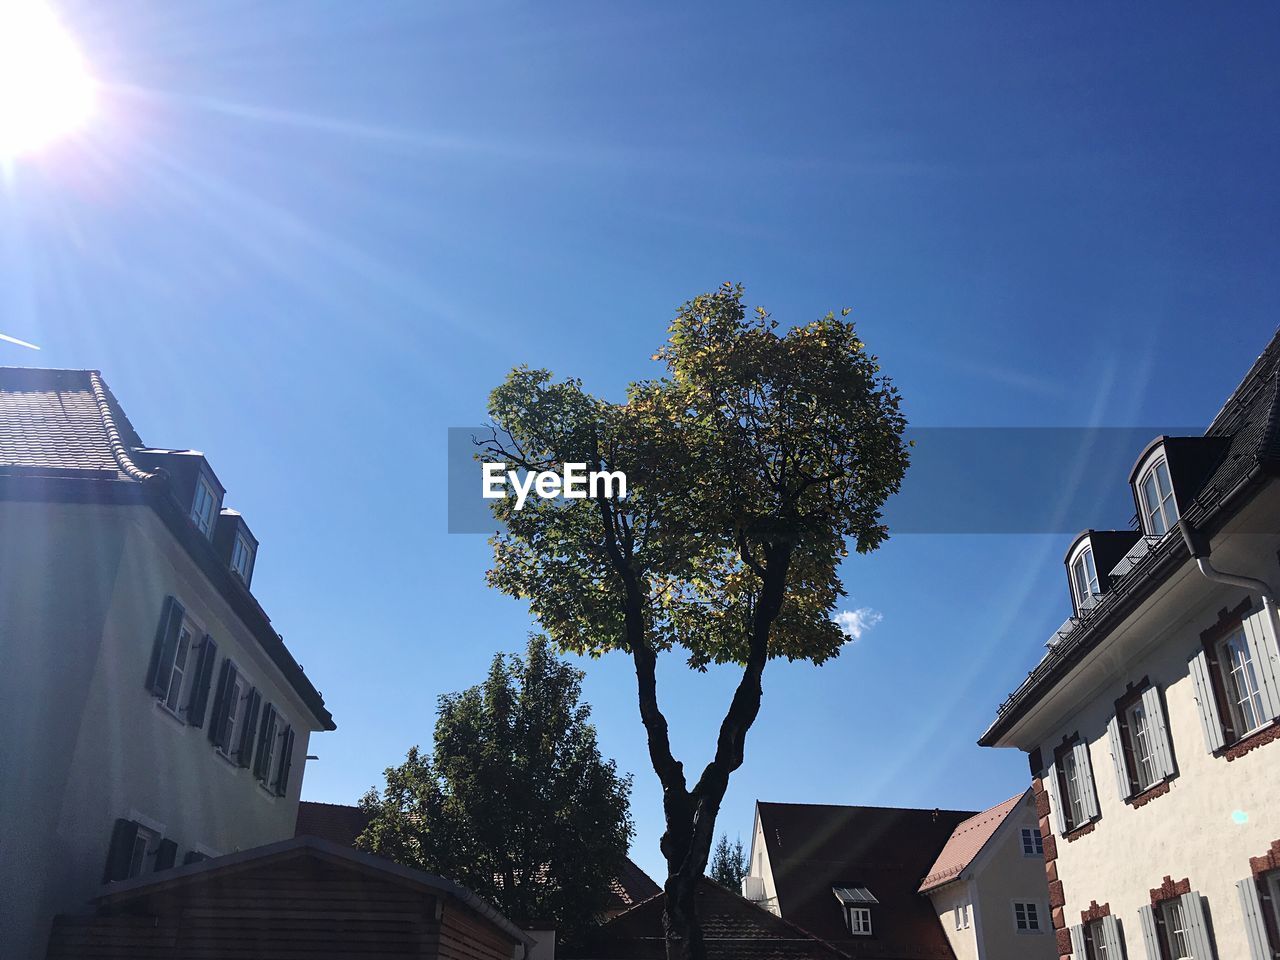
0 0 97 158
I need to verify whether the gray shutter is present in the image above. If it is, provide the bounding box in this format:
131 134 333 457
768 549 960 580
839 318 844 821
253 704 276 781
154 838 177 871
1106 713 1131 799
274 726 296 797
1141 685 1176 781
185 636 217 728
237 689 261 768
1180 891 1216 960
1101 915 1125 959
1242 605 1280 723
102 818 140 882
1073 740 1100 821
1138 904 1160 960
1238 877 1271 960
1189 649 1227 753
1045 758 1068 836
145 596 185 695
1069 924 1086 957
207 659 234 748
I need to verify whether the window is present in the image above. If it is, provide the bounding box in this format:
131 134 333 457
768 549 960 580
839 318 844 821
1061 748 1086 829
160 621 194 714
954 904 971 930
190 474 218 538
847 907 872 936
1138 456 1178 536
273 725 296 797
1084 920 1108 959
1159 899 1191 960
1051 737 1099 834
218 667 246 759
1021 827 1043 857
126 825 157 878
1014 901 1042 933
1262 871 1280 954
230 532 254 584
1219 627 1266 737
253 704 279 785
1071 546 1101 606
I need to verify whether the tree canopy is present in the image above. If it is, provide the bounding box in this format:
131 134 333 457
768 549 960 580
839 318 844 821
481 284 909 959
707 835 748 892
357 635 634 939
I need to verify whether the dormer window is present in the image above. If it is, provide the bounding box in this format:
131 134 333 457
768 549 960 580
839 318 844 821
1137 456 1178 536
1070 546 1100 607
833 886 877 936
230 532 255 585
190 474 219 539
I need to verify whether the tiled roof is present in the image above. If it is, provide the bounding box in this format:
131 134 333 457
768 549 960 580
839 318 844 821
982 327 1280 745
917 793 1025 893
296 800 372 847
757 802 972 959
566 877 851 960
608 855 662 914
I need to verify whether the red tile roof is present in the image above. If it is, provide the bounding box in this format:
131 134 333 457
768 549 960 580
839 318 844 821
917 792 1026 893
296 800 373 847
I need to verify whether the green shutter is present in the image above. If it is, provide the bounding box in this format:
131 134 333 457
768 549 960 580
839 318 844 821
208 660 234 748
253 704 276 782
102 818 140 883
236 689 261 768
185 636 217 728
145 597 185 696
274 726 295 797
154 839 177 872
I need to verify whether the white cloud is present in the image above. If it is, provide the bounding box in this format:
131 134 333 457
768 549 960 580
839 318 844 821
833 607 884 643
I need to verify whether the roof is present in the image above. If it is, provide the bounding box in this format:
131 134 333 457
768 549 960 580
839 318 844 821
981 327 1280 746
756 801 974 959
0 367 333 730
609 854 662 913
566 877 851 960
918 792 1025 893
296 799 372 847
47 835 530 957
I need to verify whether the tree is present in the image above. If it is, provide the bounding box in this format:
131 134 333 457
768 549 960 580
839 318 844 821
357 635 634 940
707 834 747 891
480 283 909 960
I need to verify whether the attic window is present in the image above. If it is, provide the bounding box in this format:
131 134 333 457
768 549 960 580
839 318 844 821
1070 544 1101 608
230 532 255 586
833 887 877 936
1137 456 1178 536
190 474 219 539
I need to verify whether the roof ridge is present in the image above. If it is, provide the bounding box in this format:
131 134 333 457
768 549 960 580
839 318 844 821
87 371 159 483
1206 326 1280 435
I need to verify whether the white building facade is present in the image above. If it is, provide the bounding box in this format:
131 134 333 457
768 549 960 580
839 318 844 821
0 368 334 960
981 331 1280 960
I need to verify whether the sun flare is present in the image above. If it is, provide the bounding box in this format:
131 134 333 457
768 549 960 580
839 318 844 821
0 0 97 157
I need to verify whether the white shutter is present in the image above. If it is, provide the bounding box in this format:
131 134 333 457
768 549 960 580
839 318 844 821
1073 739 1100 821
1106 714 1132 799
1189 649 1227 753
1141 685 1177 781
1101 915 1125 959
1069 924 1087 958
1138 904 1161 960
1045 758 1067 836
1242 604 1280 723
1238 877 1271 960
1180 891 1217 960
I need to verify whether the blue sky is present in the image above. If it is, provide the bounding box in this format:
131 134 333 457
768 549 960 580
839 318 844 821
4 2 1280 880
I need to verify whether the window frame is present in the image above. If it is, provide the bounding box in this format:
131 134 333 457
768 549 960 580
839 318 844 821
1021 826 1044 857
846 906 872 936
1113 682 1163 795
1217 626 1267 739
1262 870 1280 954
1056 743 1086 831
157 610 205 719
1157 898 1192 960
216 661 248 762
1013 900 1043 934
1084 919 1109 960
1137 455 1179 537
1070 543 1102 608
190 473 219 539
230 531 255 584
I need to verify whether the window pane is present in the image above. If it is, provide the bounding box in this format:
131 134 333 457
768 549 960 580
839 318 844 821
1223 631 1265 734
164 628 192 712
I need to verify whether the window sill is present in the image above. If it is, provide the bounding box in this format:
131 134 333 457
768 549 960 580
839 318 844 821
153 699 188 728
1126 778 1173 808
1064 820 1098 843
1223 720 1280 762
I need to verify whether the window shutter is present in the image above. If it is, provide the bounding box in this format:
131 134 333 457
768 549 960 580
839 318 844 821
1141 685 1177 781
1138 904 1160 960
1069 924 1086 957
236 688 262 768
1189 649 1227 753
1044 758 1067 836
1238 877 1271 960
154 838 177 872
207 659 235 748
1072 740 1100 821
145 596 185 696
1180 891 1217 960
1242 604 1280 723
1106 714 1131 800
103 818 140 882
274 726 295 797
1101 915 1125 958
185 636 218 728
253 704 276 781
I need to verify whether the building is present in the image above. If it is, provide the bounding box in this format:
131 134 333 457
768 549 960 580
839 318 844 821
740 797 1053 959
980 329 1280 960
44 835 532 960
0 368 335 960
918 791 1056 960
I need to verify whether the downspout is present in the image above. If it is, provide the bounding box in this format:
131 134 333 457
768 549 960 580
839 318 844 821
1178 519 1277 616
